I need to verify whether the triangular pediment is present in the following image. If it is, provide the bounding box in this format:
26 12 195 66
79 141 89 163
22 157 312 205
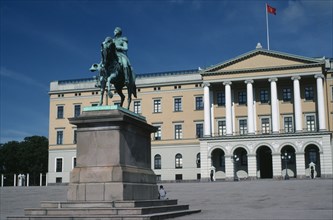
203 49 323 74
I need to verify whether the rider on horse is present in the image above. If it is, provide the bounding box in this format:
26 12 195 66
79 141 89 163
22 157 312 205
113 27 134 86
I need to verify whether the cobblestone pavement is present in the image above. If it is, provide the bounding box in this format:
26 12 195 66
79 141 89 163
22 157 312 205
0 179 332 220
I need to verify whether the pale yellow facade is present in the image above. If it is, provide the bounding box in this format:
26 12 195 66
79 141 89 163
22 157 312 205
48 48 333 183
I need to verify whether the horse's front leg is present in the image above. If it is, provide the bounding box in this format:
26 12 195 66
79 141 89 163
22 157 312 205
126 87 132 110
107 76 113 99
99 78 106 106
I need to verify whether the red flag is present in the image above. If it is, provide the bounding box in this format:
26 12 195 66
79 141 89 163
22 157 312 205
267 4 277 15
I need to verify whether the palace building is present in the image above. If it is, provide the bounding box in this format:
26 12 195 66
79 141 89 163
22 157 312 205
48 46 333 184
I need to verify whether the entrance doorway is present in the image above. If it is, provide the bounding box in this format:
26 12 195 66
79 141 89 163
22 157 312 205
281 145 296 178
305 145 321 177
211 148 225 180
256 146 273 178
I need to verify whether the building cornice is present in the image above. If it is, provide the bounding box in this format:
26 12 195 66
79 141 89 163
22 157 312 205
202 63 323 76
200 131 332 141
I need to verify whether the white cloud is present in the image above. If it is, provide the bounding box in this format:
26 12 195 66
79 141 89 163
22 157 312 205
0 67 48 91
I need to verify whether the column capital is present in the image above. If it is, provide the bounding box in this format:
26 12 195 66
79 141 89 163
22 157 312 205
245 79 254 84
223 81 232 86
268 77 278 82
314 74 325 79
291 75 301 81
203 82 210 87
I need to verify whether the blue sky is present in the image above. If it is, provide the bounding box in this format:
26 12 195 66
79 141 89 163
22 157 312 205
0 0 332 143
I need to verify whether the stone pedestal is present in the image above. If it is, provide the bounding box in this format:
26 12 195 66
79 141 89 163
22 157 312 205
8 106 201 219
67 106 158 201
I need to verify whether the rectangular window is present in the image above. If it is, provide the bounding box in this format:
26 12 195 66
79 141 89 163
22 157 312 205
217 92 225 106
56 158 63 172
239 119 247 135
305 86 314 100
154 125 161 140
175 154 183 169
73 130 77 144
175 174 183 180
195 97 204 110
218 120 226 136
74 105 81 117
260 89 269 103
238 91 247 105
261 118 270 134
133 101 141 114
175 124 183 140
154 156 161 169
57 106 64 119
153 99 161 113
306 115 316 132
174 98 182 112
55 177 62 183
283 88 292 102
72 157 76 169
284 116 293 133
196 123 204 138
56 131 63 145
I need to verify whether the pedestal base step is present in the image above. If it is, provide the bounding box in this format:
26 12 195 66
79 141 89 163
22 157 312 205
7 200 201 220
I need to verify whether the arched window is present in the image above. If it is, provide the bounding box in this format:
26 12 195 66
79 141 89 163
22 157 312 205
196 153 201 168
175 153 183 169
154 154 161 169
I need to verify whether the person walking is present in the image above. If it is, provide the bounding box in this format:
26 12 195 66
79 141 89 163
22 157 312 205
159 185 167 200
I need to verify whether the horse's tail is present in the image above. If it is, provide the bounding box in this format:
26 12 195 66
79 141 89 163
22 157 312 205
132 83 137 98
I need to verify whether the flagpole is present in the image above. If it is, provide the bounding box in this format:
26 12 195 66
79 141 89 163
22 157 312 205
266 3 270 50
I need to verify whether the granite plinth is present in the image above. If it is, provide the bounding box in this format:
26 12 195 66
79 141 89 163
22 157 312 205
67 107 158 201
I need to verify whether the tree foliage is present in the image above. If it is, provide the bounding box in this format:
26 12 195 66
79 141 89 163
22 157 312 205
0 136 48 175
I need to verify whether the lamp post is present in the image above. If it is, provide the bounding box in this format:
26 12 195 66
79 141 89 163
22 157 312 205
232 155 240 181
281 152 291 180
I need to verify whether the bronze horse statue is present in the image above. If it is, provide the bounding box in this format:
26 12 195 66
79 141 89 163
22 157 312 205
90 37 137 109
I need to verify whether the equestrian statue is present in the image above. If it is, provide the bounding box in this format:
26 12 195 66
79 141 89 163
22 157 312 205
90 27 137 109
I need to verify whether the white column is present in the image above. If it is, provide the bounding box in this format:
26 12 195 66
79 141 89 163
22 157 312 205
225 154 234 180
269 78 279 133
224 81 233 135
203 82 211 137
14 174 16 187
1 174 3 187
292 76 302 132
245 80 255 134
40 173 43 186
247 154 257 179
210 91 215 136
315 74 326 131
272 153 282 178
27 173 29 187
296 152 306 178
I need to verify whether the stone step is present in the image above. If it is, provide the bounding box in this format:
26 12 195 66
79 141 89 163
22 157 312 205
24 204 189 216
9 209 201 220
40 200 178 208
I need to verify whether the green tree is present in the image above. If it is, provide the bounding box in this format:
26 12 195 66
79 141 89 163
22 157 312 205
0 136 48 185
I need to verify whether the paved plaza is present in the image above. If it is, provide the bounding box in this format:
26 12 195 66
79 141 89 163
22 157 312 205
0 179 332 220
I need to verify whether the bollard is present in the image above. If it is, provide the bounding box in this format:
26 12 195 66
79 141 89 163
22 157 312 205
14 174 16 187
46 173 48 186
40 173 42 186
27 173 29 187
1 174 3 187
